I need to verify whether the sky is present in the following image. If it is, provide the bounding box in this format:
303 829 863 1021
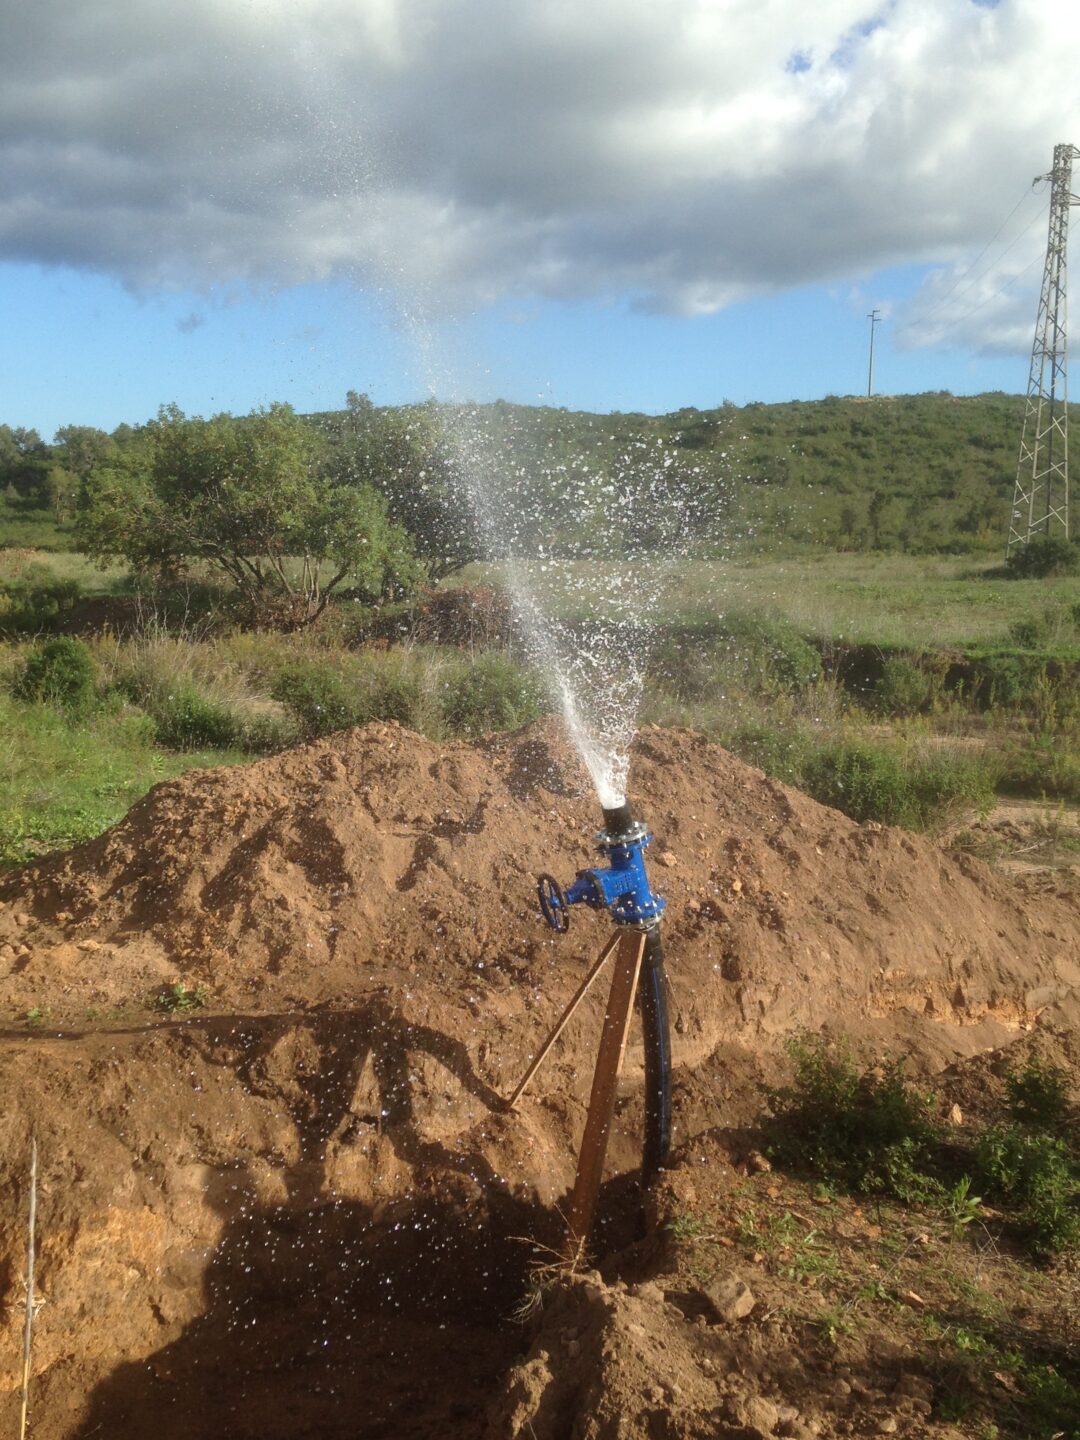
1 0 1077 440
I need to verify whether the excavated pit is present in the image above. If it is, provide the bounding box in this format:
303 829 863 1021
1 720 1078 1436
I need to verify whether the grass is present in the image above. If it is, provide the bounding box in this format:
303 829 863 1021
466 553 1080 649
0 694 248 868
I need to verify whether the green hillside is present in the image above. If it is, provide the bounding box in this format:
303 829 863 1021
1 390 1071 561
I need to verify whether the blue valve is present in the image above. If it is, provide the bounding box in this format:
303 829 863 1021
537 817 665 932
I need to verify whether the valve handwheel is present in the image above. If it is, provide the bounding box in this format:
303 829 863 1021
537 872 570 932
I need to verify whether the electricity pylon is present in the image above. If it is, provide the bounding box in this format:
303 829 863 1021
1007 142 1080 558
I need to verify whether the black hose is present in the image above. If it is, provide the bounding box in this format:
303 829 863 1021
638 923 671 1181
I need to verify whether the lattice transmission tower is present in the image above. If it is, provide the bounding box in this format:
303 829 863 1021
1007 142 1080 558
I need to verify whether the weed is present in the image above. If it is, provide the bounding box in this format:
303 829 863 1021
151 982 209 1013
765 1033 943 1201
23 1007 52 1026
975 1125 1079 1257
665 1212 717 1244
817 1303 855 1344
1006 1058 1072 1131
943 1176 983 1239
13 637 96 714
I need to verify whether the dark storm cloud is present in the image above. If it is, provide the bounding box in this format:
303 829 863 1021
0 0 1074 347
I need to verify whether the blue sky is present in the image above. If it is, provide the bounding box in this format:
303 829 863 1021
0 1 1073 440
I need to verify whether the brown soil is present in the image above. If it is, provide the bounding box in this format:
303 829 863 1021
1 720 1078 1438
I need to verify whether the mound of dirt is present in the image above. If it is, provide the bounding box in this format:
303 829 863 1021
1 720 1078 1437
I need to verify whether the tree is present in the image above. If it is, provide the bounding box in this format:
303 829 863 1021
322 395 480 581
78 403 421 620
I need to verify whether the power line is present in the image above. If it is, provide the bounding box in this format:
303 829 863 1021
895 189 1045 339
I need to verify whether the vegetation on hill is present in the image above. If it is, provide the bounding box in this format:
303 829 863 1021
4 390 1078 563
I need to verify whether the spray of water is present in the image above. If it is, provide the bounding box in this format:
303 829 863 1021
295 104 714 807
430 399 706 806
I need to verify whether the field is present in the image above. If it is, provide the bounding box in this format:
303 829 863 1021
2 393 1080 1438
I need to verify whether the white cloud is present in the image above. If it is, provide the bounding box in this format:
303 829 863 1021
0 0 1076 342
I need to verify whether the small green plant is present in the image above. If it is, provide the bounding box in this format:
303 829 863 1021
24 1006 52 1026
152 981 209 1013
975 1124 1079 1256
942 1175 982 1238
817 1303 855 1344
439 653 546 736
765 1033 942 1200
1006 1057 1071 1130
153 686 238 750
13 636 96 713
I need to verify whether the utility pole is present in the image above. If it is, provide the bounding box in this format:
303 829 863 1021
1007 142 1080 557
866 309 882 397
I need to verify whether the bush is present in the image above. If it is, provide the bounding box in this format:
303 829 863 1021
975 1124 1079 1256
1005 535 1080 579
765 1033 941 1202
271 660 366 738
722 724 809 784
802 740 995 829
153 685 238 750
874 656 932 715
365 665 425 727
13 636 97 713
1006 1058 1071 1130
0 572 83 633
439 653 546 736
651 612 819 702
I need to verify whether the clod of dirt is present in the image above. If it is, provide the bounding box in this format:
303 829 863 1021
700 1269 756 1323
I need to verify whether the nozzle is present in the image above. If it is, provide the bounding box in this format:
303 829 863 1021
601 801 635 839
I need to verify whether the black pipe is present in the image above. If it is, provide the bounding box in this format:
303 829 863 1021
601 798 672 1180
601 801 635 838
639 923 672 1180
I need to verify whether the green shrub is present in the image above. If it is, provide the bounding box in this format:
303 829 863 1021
874 656 932 715
234 704 302 754
439 653 546 736
802 741 995 829
364 665 425 727
652 612 819 701
972 653 1047 710
1009 616 1050 649
975 1124 1079 1256
996 738 1080 802
1005 535 1080 579
765 1033 941 1202
722 724 809 784
1006 1058 1071 1130
271 660 366 738
13 636 97 713
154 685 238 750
0 569 83 633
